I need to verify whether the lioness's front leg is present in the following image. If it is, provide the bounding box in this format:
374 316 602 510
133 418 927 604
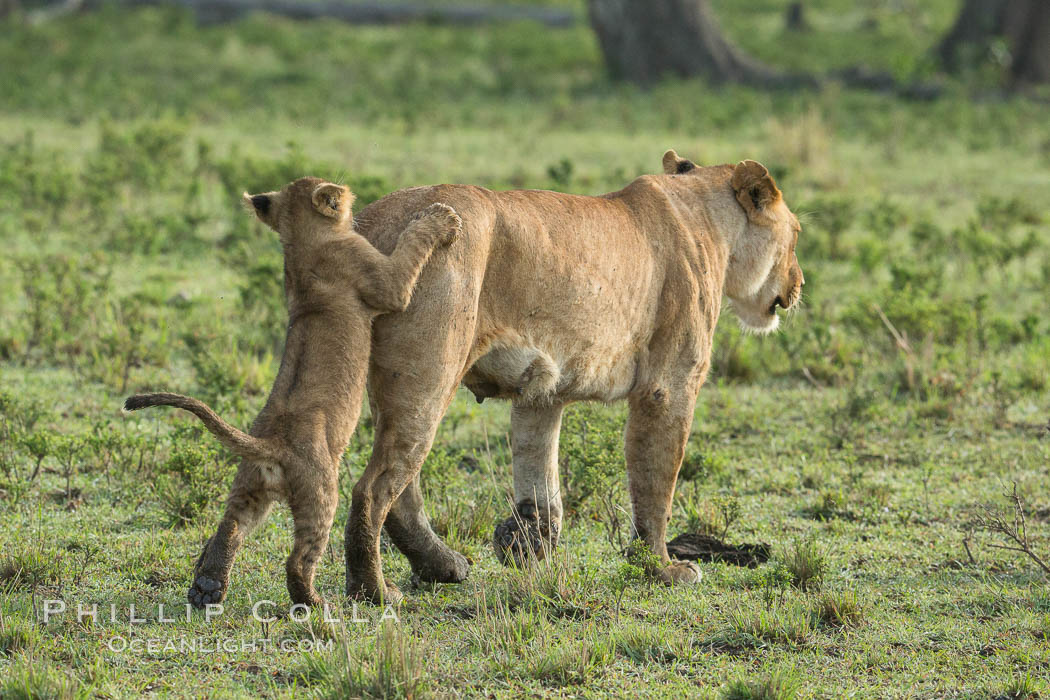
494 403 564 566
624 382 702 585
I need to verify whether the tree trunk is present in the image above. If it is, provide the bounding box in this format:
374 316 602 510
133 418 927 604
587 0 813 87
1008 1 1050 84
939 0 1050 84
785 2 809 33
0 0 21 19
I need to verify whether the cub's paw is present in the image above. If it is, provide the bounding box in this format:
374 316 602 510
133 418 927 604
188 573 228 609
653 559 702 586
413 202 462 246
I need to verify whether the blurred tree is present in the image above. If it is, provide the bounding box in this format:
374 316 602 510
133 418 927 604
0 0 20 19
939 0 1050 84
785 2 809 33
587 0 813 87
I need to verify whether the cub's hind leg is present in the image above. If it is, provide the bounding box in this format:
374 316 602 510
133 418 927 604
284 465 339 607
189 463 275 608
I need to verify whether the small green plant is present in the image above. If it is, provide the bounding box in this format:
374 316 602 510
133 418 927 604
1000 672 1041 700
0 656 79 700
729 604 813 646
20 429 54 483
526 633 612 688
0 617 35 656
546 157 574 188
679 490 741 538
723 667 802 700
154 432 232 527
745 565 794 610
322 624 429 700
611 560 645 621
46 434 87 505
810 590 863 628
680 447 728 481
560 405 625 517
780 539 828 591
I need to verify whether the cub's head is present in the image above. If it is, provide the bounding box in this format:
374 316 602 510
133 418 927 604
243 176 355 245
664 151 804 334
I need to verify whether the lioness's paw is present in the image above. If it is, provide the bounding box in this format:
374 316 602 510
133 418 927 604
654 559 702 586
414 202 462 246
493 514 545 567
290 591 326 608
412 550 471 584
188 574 227 609
346 580 404 607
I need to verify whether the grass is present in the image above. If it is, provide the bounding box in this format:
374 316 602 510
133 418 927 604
1 0 1049 696
723 667 803 700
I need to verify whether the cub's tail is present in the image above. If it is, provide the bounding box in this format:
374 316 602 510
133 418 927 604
124 392 278 462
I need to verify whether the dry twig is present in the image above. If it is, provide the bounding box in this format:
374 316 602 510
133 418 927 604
975 482 1050 576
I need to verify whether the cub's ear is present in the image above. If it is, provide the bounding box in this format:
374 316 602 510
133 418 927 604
662 149 696 175
311 182 355 221
731 160 781 217
243 191 272 219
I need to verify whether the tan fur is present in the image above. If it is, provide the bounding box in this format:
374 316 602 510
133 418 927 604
339 152 804 600
125 177 461 608
127 154 803 608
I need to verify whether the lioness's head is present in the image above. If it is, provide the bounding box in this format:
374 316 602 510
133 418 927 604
664 150 804 334
244 176 355 244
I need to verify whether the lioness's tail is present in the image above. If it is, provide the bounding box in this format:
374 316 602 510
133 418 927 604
124 392 277 462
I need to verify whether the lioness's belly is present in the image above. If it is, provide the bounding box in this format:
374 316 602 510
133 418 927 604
464 190 659 404
464 333 640 404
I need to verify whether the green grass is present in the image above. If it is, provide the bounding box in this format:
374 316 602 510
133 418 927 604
2 0 1050 697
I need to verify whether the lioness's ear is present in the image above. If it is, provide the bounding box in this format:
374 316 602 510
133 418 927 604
311 183 354 221
731 160 781 216
663 149 696 175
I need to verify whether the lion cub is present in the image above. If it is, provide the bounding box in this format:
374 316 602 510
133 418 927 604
126 177 460 608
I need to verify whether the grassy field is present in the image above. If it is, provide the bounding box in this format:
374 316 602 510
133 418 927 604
2 1 1050 697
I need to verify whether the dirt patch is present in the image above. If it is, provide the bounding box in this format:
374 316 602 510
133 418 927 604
666 533 771 568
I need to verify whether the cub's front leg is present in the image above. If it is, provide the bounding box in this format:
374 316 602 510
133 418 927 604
334 203 461 312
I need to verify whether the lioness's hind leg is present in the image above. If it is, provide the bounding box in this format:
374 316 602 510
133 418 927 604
346 392 459 604
494 403 564 566
189 464 274 608
385 474 470 584
360 203 462 312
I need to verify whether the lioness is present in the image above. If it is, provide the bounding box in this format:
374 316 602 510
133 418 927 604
126 177 461 607
336 152 802 602
132 152 803 608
